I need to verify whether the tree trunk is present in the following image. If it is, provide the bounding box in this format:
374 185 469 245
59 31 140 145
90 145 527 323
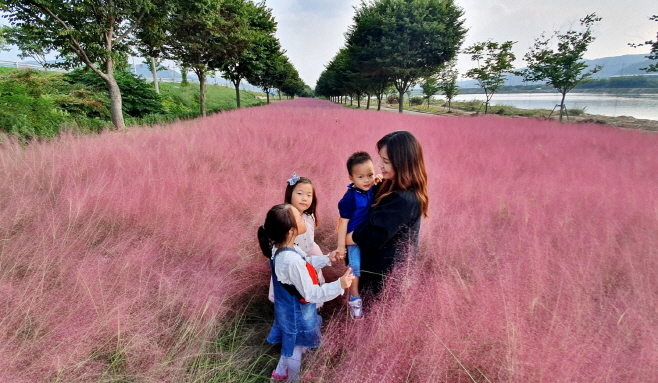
559 92 566 122
357 95 360 108
151 57 159 94
377 94 382 111
366 94 370 109
233 79 241 108
266 89 270 104
278 90 281 101
398 89 404 113
199 72 206 117
105 56 125 130
351 96 353 106
107 76 125 130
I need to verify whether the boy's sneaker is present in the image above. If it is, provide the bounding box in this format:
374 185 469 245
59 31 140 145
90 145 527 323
348 297 363 319
271 368 288 382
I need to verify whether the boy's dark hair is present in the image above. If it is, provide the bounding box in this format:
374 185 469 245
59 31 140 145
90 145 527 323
346 151 373 175
257 204 297 259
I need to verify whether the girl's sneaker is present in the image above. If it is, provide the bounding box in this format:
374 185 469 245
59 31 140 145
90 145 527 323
348 297 363 319
271 368 288 382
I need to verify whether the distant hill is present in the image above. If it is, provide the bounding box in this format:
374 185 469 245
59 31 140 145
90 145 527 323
456 53 654 88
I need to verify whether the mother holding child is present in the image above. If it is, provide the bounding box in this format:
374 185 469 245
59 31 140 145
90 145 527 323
257 130 428 382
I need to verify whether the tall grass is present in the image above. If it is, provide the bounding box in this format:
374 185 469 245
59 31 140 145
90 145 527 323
1 98 656 382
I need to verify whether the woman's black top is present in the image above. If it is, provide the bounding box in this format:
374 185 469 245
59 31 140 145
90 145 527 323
352 184 422 295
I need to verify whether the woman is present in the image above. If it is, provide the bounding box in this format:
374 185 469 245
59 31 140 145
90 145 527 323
346 130 429 296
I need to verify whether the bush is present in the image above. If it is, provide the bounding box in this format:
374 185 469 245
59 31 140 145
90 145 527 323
0 70 68 138
65 69 164 117
387 95 399 104
567 106 587 116
409 96 423 106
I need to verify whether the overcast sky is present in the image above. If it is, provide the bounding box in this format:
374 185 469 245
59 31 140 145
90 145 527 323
266 0 655 85
1 1 655 86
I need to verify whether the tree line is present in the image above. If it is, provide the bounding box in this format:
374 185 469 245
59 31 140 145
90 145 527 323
0 0 311 129
316 1 657 122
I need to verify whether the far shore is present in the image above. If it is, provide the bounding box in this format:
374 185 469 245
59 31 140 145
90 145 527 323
341 100 658 132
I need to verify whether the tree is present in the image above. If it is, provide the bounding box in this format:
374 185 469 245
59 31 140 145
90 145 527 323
463 40 516 114
277 59 304 99
142 57 166 92
219 1 277 108
3 26 49 68
629 15 657 73
180 64 190 87
420 77 440 108
437 59 459 111
518 14 602 122
134 1 170 93
247 45 283 104
0 26 7 51
165 0 251 117
1 0 155 129
347 0 466 113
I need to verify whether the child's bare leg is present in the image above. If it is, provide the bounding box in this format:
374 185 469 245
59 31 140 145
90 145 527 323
349 276 360 298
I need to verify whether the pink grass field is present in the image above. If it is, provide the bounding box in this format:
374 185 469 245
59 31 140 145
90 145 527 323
1 98 657 382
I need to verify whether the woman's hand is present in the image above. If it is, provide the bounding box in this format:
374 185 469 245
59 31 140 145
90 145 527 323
374 174 384 184
345 232 356 246
340 267 355 289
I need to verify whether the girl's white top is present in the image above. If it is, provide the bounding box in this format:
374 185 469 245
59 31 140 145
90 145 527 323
271 245 344 304
296 214 323 256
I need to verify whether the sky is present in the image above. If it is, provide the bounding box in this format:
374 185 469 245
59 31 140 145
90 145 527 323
1 1 655 86
266 0 655 85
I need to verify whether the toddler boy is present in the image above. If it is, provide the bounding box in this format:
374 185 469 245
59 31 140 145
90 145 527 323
337 151 378 319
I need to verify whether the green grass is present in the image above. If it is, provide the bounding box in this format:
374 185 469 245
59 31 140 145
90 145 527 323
0 67 265 139
186 293 279 383
158 82 263 116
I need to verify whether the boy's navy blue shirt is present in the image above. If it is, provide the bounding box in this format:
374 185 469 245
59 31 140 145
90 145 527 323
338 183 373 233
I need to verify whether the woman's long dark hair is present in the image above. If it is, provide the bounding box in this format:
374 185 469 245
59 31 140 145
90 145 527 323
257 204 297 258
374 131 429 218
284 177 319 227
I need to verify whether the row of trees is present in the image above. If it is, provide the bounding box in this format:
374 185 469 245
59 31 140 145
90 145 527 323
315 0 467 113
0 0 309 129
317 3 657 122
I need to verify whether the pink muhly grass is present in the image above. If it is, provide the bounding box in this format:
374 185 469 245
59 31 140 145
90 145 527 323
0 98 656 382
303 103 658 382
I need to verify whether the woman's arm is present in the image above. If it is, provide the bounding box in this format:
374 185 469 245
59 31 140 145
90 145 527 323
352 191 419 251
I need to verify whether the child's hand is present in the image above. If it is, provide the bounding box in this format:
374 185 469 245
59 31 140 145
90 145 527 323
340 267 355 289
329 250 339 263
374 174 384 184
335 246 347 261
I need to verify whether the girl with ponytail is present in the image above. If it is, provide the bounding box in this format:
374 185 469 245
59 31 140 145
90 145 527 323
258 203 354 382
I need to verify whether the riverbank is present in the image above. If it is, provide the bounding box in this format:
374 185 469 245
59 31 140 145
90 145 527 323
344 100 658 132
459 88 658 95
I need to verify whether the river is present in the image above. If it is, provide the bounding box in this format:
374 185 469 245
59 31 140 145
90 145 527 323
446 93 658 120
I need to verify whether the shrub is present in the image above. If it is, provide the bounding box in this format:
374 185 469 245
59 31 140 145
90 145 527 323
0 70 68 137
409 96 424 106
65 69 164 117
567 106 587 116
387 95 399 104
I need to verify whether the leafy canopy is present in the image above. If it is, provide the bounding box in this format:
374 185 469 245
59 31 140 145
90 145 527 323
464 40 516 113
519 14 602 95
347 0 466 111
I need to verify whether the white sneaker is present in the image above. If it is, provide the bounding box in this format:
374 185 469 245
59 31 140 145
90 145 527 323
348 298 363 319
